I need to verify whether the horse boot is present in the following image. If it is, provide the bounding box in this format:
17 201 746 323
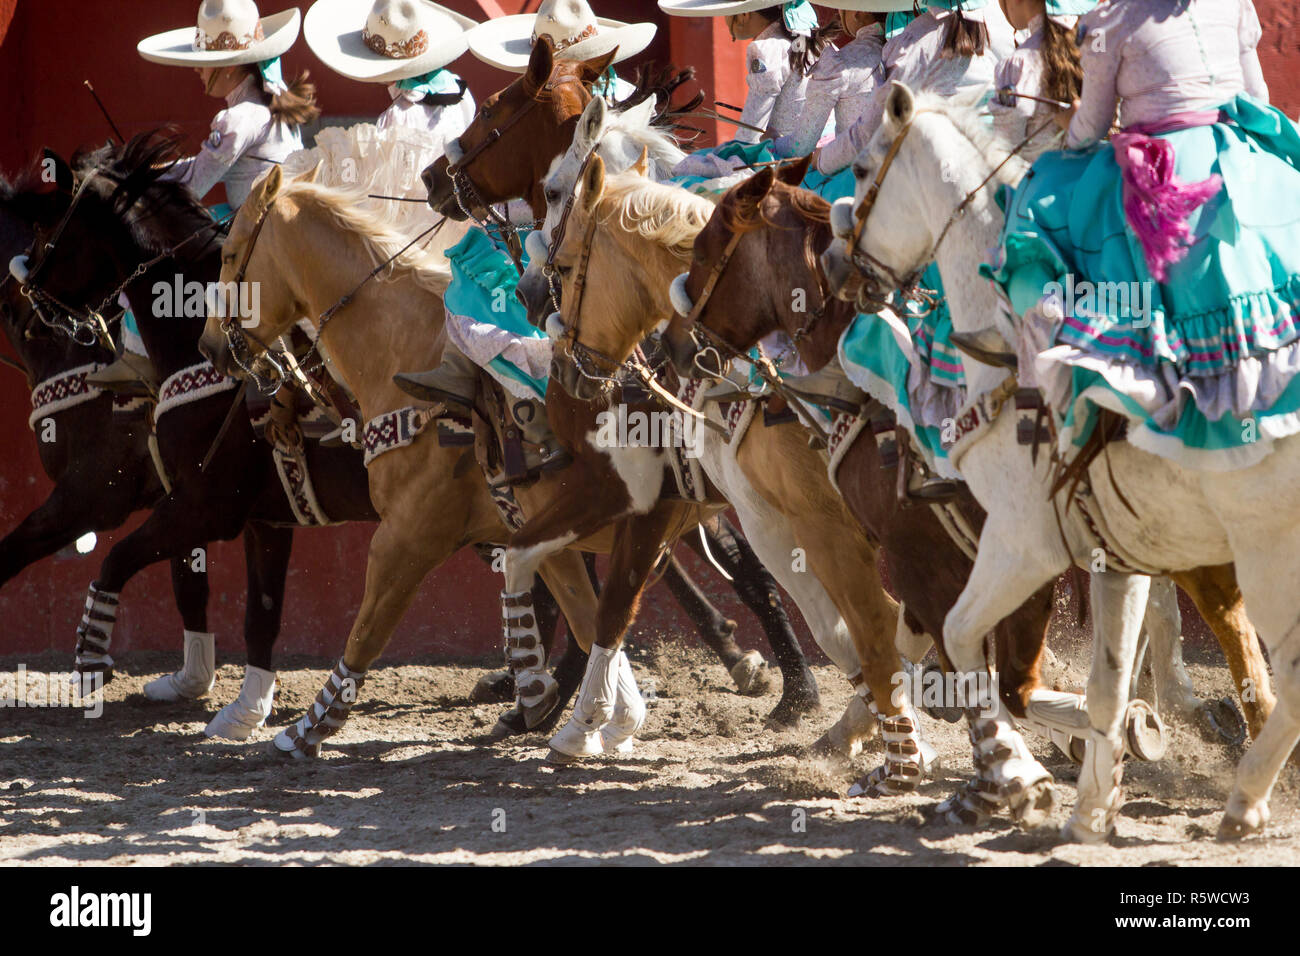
271 659 365 759
391 339 479 409
599 649 646 753
205 666 277 740
493 397 571 487
549 643 620 763
72 582 119 690
782 356 867 414
143 629 215 701
500 590 559 731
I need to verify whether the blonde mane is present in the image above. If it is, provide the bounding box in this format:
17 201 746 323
589 171 715 259
278 180 452 296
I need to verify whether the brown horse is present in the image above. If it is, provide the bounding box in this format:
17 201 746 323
662 166 1277 815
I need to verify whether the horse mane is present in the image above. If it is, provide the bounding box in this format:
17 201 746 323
911 88 1029 185
593 172 715 258
579 101 686 180
277 180 451 295
721 178 830 237
70 128 213 256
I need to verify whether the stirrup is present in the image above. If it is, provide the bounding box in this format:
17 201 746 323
391 371 475 409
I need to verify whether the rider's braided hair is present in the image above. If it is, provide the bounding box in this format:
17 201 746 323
939 5 989 59
749 7 834 77
1040 15 1085 104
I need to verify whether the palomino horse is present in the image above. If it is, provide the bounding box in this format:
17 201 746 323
420 39 826 726
532 158 941 787
663 163 1270 818
827 83 1299 841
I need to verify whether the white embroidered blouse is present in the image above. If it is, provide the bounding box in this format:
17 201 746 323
736 20 812 144
164 74 303 209
777 22 885 158
378 84 478 161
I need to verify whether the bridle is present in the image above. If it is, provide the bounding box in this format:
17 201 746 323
842 109 1055 308
446 73 589 274
17 168 230 349
218 190 443 397
541 142 600 315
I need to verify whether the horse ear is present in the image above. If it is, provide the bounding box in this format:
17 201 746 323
733 165 775 209
580 96 607 145
525 37 555 92
41 149 74 194
777 154 812 186
580 154 605 212
885 81 915 131
624 94 655 129
247 164 283 214
294 160 323 185
584 47 618 84
632 147 650 178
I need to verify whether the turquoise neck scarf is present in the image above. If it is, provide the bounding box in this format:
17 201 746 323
395 69 463 97
258 57 286 96
781 0 818 34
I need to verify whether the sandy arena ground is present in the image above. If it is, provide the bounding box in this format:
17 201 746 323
1 636 1298 866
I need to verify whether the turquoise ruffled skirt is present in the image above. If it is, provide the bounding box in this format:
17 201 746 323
983 93 1300 469
443 228 549 399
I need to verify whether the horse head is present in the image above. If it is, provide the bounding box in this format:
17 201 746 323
663 156 842 379
422 38 609 221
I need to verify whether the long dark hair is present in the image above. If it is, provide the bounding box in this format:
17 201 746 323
939 5 989 58
752 8 834 76
242 66 322 127
1040 16 1084 103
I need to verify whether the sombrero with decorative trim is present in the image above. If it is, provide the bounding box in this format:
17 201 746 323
305 0 475 83
466 0 656 73
138 0 302 67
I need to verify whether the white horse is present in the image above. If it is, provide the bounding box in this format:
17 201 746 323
826 82 1298 841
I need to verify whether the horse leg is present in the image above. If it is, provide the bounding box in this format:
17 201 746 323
1174 564 1273 745
689 515 821 719
549 507 679 762
940 518 1062 827
73 481 251 686
660 549 759 691
1062 571 1150 843
141 553 216 702
271 509 464 758
0 481 126 588
205 522 293 740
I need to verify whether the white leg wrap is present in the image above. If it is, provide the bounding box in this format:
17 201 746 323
1063 732 1125 843
941 696 1055 827
144 630 215 701
502 589 558 728
549 644 619 759
272 659 363 758
74 583 118 677
205 666 276 740
600 651 646 753
1023 688 1165 763
848 689 929 797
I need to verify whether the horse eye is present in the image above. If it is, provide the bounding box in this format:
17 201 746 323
545 188 559 203
852 163 868 179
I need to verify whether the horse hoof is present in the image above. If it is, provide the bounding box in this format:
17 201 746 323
488 706 528 741
1007 779 1056 829
1061 813 1112 844
72 669 113 695
1197 696 1247 747
144 672 213 703
1124 698 1167 762
266 738 319 760
471 670 515 704
1216 813 1264 841
549 717 605 760
547 748 580 765
729 651 771 696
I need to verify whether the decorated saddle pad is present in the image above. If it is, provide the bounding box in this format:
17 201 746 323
982 94 1300 471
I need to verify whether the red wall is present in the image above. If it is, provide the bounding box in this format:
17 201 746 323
0 2 1295 661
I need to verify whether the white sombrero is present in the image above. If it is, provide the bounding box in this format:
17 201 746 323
138 0 302 67
305 0 476 83
467 0 656 73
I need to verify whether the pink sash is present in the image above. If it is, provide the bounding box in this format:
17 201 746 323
1111 110 1225 282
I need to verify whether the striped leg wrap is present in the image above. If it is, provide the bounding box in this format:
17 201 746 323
940 703 1053 825
851 696 924 797
273 659 365 758
74 583 119 675
502 590 556 719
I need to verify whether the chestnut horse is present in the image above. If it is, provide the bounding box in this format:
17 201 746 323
662 165 1275 819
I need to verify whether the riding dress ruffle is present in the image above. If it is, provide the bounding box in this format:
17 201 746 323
982 0 1300 471
442 228 551 400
